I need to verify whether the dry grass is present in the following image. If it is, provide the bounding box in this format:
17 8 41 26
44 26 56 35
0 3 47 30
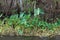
0 26 60 37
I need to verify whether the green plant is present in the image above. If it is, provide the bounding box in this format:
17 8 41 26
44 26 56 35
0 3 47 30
0 13 3 18
18 29 23 35
0 20 2 25
19 12 25 18
34 8 44 16
15 26 23 35
8 14 18 26
57 19 60 26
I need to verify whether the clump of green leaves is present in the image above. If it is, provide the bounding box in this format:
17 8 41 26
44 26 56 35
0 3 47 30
0 12 60 35
2 13 60 30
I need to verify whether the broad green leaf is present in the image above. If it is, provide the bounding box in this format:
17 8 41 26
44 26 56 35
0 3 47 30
20 12 25 18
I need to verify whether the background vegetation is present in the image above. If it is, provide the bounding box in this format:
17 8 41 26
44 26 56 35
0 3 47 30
0 0 60 36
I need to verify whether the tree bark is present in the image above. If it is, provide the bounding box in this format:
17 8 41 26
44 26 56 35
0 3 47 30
19 0 24 11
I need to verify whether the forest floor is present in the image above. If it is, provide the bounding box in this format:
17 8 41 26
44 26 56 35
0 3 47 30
0 26 60 37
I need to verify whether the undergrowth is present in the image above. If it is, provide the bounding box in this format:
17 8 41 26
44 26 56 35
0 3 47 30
0 12 60 36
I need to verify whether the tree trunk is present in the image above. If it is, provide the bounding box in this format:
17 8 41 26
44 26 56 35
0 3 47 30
19 0 24 11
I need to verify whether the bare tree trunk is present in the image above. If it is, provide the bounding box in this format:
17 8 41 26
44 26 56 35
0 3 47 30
19 0 24 11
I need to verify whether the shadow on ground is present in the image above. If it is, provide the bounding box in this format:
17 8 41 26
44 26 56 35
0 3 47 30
0 35 60 40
